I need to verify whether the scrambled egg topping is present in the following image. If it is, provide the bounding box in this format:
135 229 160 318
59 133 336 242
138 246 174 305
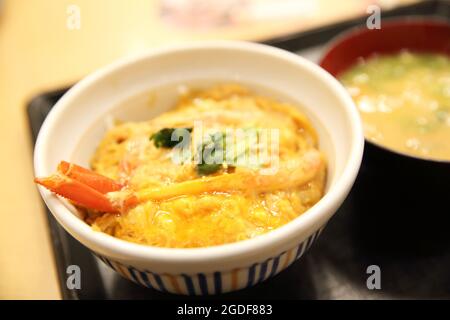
87 84 326 248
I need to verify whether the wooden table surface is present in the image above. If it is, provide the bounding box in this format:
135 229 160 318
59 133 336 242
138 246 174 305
0 0 419 299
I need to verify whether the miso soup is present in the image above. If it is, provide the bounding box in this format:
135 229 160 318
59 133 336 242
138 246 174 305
339 51 450 161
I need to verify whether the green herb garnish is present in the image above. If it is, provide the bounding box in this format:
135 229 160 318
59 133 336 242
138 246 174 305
196 132 227 176
150 128 192 148
197 163 223 176
195 129 267 176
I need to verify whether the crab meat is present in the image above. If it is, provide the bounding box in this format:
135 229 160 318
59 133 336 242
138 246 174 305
135 149 324 201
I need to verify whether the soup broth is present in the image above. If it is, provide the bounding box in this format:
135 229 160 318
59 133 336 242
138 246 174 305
339 51 450 161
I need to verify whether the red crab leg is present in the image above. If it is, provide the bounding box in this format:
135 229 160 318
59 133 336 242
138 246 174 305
35 174 119 213
35 161 123 213
57 161 123 193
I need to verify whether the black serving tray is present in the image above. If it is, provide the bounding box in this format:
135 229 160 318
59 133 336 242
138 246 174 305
28 0 450 300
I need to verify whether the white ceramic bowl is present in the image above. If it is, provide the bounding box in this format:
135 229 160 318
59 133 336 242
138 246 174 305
34 41 363 295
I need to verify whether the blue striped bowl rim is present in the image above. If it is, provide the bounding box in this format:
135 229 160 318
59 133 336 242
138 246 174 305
94 225 325 295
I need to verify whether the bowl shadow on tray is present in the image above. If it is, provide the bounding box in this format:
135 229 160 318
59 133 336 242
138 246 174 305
352 144 450 256
322 144 450 299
